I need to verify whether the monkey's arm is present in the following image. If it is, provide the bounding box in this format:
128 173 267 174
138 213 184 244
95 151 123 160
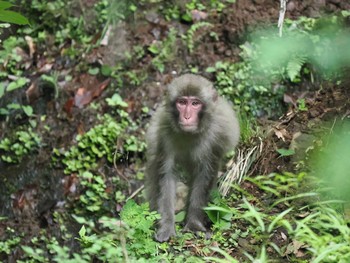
145 138 177 242
155 171 176 242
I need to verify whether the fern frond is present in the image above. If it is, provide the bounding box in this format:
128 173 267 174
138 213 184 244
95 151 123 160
287 55 307 82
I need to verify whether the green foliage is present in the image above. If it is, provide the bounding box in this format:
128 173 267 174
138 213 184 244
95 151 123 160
294 206 350 263
205 15 350 118
96 0 132 29
276 148 295 157
206 60 286 117
237 110 259 144
18 202 159 262
119 200 160 256
124 70 148 86
79 171 108 213
286 55 307 82
180 0 236 22
71 201 160 262
0 1 28 25
0 78 33 117
149 27 177 73
106 93 128 107
55 113 145 175
205 247 239 263
312 123 350 201
253 15 350 81
0 227 21 255
0 36 26 76
205 191 233 230
16 0 96 45
213 172 350 262
297 98 308 111
0 128 41 163
182 22 213 54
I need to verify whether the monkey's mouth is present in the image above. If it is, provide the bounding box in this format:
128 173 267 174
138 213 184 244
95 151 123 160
179 123 198 132
179 122 196 127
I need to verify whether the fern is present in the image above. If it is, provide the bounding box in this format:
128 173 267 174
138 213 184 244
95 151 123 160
286 55 307 82
183 21 213 53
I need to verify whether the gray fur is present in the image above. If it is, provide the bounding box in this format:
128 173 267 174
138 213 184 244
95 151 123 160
145 74 240 242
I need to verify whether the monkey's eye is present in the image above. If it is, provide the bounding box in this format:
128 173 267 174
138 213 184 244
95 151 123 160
177 99 187 105
192 100 202 106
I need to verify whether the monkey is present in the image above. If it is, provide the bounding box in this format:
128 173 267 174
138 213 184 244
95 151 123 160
145 74 240 242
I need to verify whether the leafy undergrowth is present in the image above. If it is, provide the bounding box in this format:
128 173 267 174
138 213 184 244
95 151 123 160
3 172 349 262
1 0 350 262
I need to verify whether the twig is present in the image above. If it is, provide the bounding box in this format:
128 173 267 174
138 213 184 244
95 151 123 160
126 185 144 201
278 0 288 37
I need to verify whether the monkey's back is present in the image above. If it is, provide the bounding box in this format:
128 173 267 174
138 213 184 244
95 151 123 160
212 96 240 151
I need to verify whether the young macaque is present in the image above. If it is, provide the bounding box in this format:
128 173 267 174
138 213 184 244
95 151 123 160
145 74 240 242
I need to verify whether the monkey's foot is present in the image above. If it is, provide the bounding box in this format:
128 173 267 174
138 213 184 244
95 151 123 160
183 218 207 232
155 226 176 242
183 220 212 239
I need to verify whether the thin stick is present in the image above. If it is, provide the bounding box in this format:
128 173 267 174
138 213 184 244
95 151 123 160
278 0 287 37
126 185 144 201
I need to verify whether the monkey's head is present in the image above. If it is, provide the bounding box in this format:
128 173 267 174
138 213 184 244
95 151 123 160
167 74 218 133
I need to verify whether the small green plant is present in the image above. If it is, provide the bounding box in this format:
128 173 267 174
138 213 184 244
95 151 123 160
72 200 160 262
277 148 295 157
180 0 236 22
105 93 128 107
182 21 213 54
237 110 259 144
56 106 146 175
205 191 233 230
56 114 124 174
0 227 21 255
149 27 177 73
286 55 307 82
163 5 180 21
297 98 308 111
78 171 108 213
0 77 33 118
0 37 26 76
0 128 41 163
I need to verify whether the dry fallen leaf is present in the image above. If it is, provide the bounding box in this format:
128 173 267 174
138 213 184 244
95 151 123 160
273 127 290 142
26 81 41 103
74 78 110 108
25 35 36 58
191 9 208 21
64 98 74 116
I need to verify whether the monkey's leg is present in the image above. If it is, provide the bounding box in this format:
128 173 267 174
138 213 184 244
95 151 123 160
184 170 217 233
156 174 176 242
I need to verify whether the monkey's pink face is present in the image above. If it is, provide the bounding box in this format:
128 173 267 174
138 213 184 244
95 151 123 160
176 96 203 132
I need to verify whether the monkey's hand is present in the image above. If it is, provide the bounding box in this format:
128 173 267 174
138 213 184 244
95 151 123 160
155 225 176 242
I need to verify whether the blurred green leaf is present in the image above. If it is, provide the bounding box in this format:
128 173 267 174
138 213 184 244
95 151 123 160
277 148 295 157
0 10 28 25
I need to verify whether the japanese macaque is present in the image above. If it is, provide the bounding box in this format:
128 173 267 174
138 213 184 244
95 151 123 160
145 74 240 242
